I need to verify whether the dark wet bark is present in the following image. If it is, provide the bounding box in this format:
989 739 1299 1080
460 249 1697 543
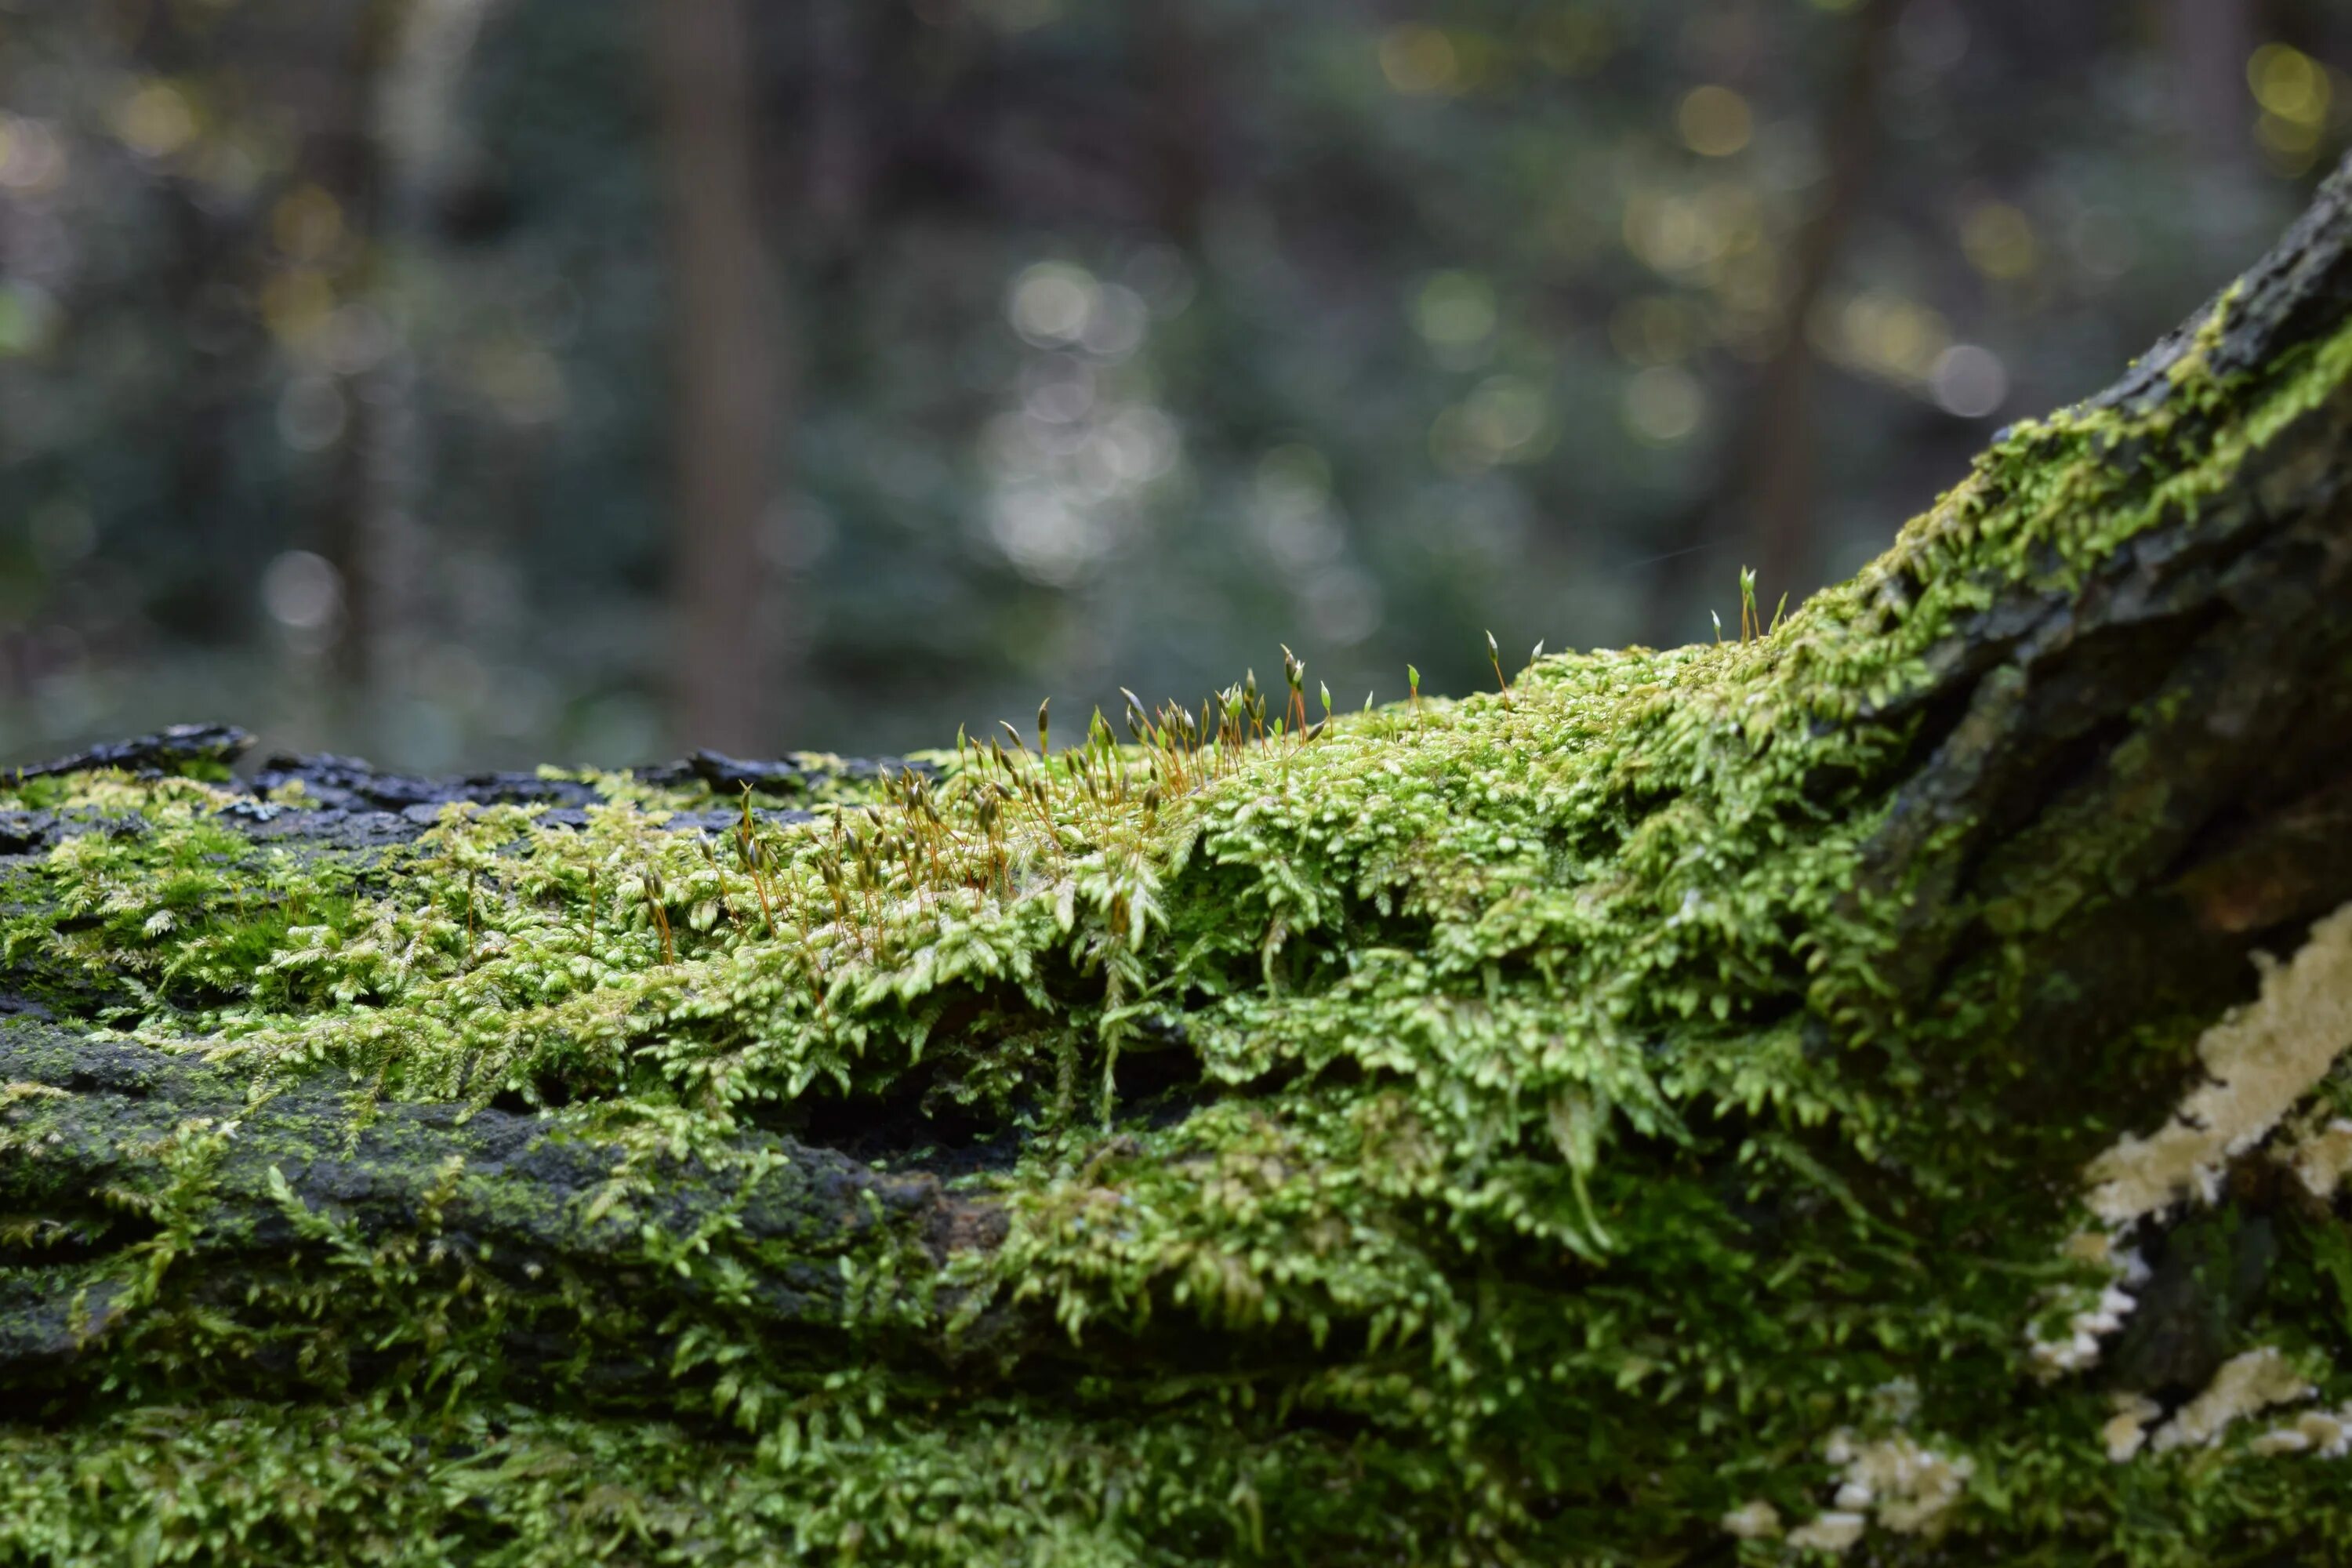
1841 159 2352 1144
0 1019 1011 1406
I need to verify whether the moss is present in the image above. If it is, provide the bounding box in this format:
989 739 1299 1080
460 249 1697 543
5 295 2352 1563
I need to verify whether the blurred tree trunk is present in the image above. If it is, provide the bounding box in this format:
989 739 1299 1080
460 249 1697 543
1642 0 1895 643
804 0 869 242
1142 0 1214 248
653 0 783 756
310 0 407 702
1735 0 1896 612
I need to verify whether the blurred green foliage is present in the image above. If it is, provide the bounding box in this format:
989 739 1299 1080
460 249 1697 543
0 0 2343 766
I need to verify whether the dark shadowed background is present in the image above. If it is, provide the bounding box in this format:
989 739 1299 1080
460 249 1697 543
0 0 2344 769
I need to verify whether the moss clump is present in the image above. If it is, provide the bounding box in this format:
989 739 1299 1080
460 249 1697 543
6 283 2352 1565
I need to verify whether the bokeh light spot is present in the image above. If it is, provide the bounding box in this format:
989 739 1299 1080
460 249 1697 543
1464 376 1550 457
1256 469 1345 570
271 186 346 263
1624 365 1704 444
276 376 347 452
474 341 568 426
0 115 69 194
989 487 1102 586
1079 282 1149 359
1960 202 2038 281
2248 44 2330 127
1930 344 2008 418
260 550 343 631
1105 408 1180 483
1119 243 1193 314
1303 564 1382 645
260 270 336 346
323 304 395 376
1256 444 1334 516
1678 86 1753 158
1379 27 1459 96
1019 354 1095 424
113 82 198 160
2258 111 2322 172
1828 292 1950 383
1007 262 1098 347
1412 271 1497 349
0 281 60 357
1621 189 1746 278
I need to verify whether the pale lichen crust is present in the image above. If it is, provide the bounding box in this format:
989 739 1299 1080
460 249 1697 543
2086 902 2352 1229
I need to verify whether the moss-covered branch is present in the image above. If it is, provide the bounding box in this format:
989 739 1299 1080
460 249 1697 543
0 1021 1005 1392
8 160 2352 1566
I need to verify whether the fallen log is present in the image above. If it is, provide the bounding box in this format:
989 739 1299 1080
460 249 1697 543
8 156 2352 1566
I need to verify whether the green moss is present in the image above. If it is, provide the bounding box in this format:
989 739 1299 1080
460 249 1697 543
6 298 2352 1563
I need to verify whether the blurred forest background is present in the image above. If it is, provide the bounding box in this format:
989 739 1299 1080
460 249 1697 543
0 0 2346 768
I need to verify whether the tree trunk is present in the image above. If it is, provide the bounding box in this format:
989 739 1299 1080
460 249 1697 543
8 157 2352 1566
1646 0 1896 638
309 0 408 702
1736 0 1895 607
653 0 782 756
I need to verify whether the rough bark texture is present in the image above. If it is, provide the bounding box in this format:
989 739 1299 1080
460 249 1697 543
9 163 2352 1567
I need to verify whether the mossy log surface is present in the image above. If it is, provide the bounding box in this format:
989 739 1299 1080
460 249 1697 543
9 163 2352 1566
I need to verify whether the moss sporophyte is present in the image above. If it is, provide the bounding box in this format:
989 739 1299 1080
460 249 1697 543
9 263 2352 1560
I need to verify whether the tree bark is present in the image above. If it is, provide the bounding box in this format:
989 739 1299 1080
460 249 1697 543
0 1021 1008 1388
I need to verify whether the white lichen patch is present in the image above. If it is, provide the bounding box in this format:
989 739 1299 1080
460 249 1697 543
2027 1233 2148 1379
2250 1404 2352 1457
1784 1425 1976 1554
2103 1393 2163 1463
2147 1348 2314 1454
1785 1512 1867 1555
2085 902 2352 1227
1719 1499 1782 1540
2288 1116 2352 1200
2027 1280 2143 1377
1817 1430 1975 1535
2044 906 2352 1380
